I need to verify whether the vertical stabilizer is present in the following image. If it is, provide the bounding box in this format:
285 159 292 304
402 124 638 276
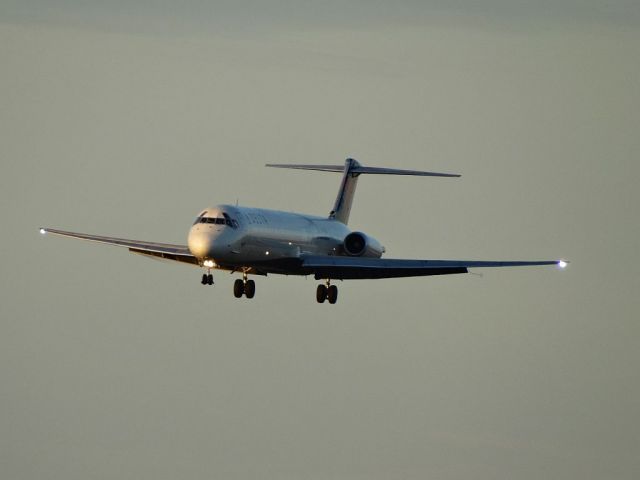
329 158 361 224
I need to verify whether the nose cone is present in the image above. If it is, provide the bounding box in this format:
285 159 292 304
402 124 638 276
188 229 214 259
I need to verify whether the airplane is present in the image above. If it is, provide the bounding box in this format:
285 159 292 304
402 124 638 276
39 158 567 304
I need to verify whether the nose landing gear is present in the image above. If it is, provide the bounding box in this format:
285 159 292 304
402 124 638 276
233 273 255 299
200 259 216 285
201 272 214 285
316 280 338 304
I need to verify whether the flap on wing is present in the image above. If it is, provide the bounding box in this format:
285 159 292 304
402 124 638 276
301 256 468 280
129 248 199 265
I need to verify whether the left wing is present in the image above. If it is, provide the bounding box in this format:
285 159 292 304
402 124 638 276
301 255 564 280
40 228 198 265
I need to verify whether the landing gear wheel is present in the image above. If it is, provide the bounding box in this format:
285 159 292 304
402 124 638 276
233 279 244 298
207 274 214 285
316 285 327 303
201 273 208 285
244 279 256 299
327 285 338 304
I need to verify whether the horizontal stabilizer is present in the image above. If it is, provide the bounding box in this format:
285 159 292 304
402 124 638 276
350 166 459 177
267 158 460 224
266 162 460 177
266 164 345 173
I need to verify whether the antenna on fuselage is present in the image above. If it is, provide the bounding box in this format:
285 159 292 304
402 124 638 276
265 158 460 225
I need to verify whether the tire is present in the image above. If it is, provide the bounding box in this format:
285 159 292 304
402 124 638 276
244 279 256 299
233 279 244 298
201 273 208 285
327 285 338 304
207 274 214 285
316 285 327 303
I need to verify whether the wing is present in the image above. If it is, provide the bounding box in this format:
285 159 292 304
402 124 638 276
40 228 198 266
301 255 564 280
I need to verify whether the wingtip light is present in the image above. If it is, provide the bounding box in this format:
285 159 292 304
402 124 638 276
558 260 568 269
39 228 46 235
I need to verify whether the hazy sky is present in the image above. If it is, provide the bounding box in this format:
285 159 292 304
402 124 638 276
2 2 639 479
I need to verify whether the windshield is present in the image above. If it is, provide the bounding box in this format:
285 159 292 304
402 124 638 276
194 215 238 228
200 217 226 224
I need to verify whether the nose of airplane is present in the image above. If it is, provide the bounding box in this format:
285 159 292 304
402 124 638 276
188 229 216 259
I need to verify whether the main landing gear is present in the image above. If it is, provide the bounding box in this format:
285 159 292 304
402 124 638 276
233 273 255 299
316 280 338 304
199 268 255 299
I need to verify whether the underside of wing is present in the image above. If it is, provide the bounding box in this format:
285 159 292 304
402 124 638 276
301 256 562 280
40 228 198 266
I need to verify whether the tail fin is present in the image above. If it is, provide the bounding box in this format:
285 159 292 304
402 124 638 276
266 158 460 225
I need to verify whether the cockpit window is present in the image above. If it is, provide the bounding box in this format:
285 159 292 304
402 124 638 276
224 213 239 228
196 215 238 228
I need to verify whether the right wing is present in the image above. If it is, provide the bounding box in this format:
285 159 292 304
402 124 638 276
301 255 563 280
40 228 199 265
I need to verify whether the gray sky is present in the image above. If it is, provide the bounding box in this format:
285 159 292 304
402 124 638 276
2 2 639 479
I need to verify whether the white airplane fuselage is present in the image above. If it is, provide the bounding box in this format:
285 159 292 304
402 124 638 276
187 205 369 267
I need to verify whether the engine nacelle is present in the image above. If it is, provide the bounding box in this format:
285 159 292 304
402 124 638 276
342 232 385 258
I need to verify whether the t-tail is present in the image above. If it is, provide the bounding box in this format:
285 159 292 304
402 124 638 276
266 158 460 224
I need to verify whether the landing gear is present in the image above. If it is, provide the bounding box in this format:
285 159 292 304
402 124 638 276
316 284 327 303
316 280 338 304
327 285 338 304
233 279 244 298
201 273 213 285
233 273 256 299
244 279 256 299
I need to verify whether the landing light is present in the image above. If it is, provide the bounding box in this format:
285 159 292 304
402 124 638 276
558 260 568 269
203 259 215 268
39 228 46 235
